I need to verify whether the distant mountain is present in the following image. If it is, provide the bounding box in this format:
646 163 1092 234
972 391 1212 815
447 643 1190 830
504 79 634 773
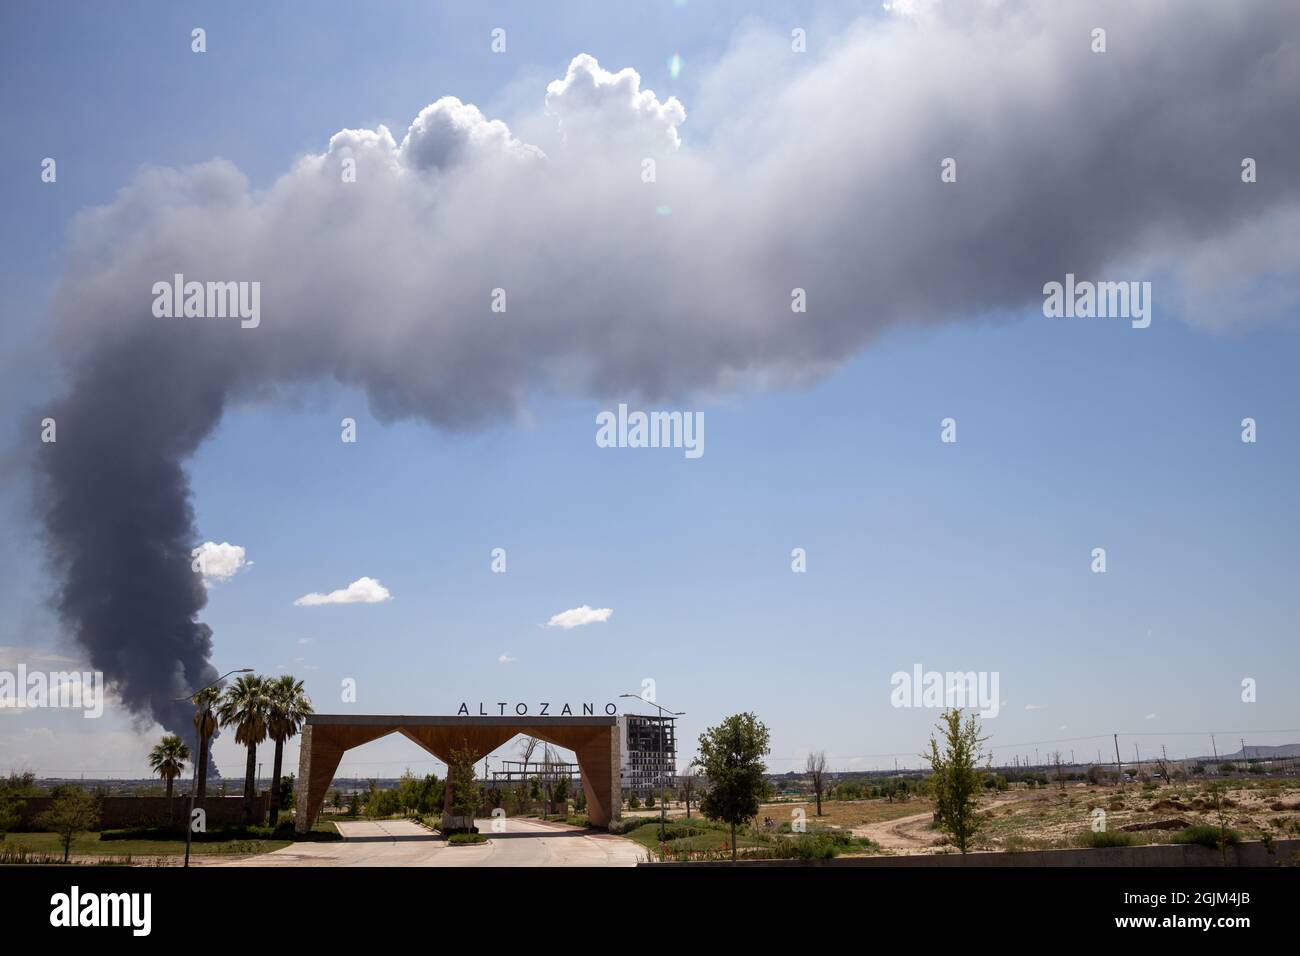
1192 743 1300 762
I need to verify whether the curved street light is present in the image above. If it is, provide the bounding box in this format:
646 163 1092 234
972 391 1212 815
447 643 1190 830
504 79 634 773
174 668 253 868
619 693 685 843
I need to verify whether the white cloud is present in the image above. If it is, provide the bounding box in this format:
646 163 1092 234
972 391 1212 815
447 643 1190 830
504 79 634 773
544 53 685 152
1145 713 1158 720
545 605 612 629
293 576 392 607
191 541 250 584
1023 703 1045 711
498 653 516 664
398 96 545 170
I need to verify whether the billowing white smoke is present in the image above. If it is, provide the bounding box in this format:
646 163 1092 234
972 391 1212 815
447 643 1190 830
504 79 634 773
34 1 1300 734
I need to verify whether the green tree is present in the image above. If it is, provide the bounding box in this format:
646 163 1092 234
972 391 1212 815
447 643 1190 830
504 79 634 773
147 733 191 798
191 686 221 798
278 775 295 812
217 673 270 824
38 788 100 863
697 712 771 862
925 708 988 854
266 675 313 826
447 743 481 829
552 775 570 812
0 773 34 836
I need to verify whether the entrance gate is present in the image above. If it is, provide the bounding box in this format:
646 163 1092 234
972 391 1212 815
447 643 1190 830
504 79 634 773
294 715 622 831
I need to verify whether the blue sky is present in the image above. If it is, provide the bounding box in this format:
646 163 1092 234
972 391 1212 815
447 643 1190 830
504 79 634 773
2 1 1298 780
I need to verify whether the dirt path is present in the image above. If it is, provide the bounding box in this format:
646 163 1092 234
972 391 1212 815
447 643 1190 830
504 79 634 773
855 809 938 851
856 795 1024 854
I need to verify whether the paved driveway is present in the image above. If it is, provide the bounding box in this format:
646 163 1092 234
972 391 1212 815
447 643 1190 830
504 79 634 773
213 818 644 867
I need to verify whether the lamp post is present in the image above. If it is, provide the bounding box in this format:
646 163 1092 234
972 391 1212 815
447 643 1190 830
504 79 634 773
619 694 684 844
176 668 253 868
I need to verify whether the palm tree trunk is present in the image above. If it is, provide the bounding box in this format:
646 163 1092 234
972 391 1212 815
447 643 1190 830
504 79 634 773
166 775 174 798
196 733 210 799
244 743 258 824
269 738 285 827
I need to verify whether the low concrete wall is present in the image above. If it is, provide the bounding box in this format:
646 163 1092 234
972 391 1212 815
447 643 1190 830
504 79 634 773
14 794 270 830
643 839 1300 867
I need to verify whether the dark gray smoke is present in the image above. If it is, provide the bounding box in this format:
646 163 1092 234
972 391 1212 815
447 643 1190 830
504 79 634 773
36 326 230 741
30 1 1300 736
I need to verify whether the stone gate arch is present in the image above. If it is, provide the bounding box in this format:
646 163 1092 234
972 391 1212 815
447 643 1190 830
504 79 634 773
294 715 621 832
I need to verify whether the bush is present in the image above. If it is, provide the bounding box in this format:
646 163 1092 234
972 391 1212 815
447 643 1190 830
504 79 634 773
658 819 727 841
627 795 641 810
745 831 868 861
448 832 487 845
1173 825 1241 849
605 818 644 835
1078 829 1135 848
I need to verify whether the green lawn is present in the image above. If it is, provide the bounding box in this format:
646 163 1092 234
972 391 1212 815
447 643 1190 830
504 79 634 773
1 832 288 859
1 819 338 861
622 820 764 856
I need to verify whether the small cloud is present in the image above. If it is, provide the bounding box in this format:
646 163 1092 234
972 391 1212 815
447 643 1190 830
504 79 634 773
192 541 251 584
1144 713 1158 720
498 653 516 664
294 576 392 607
545 605 612 629
297 637 312 645
1024 703 1045 711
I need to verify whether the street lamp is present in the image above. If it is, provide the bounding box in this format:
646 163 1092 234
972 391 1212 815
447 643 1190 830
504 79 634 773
175 668 253 868
619 694 685 844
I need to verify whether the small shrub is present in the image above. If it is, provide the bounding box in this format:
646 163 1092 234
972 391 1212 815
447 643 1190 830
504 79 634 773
448 832 487 845
1173 825 1241 849
1078 829 1135 848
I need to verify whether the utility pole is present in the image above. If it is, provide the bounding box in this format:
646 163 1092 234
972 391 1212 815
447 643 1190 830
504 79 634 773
1241 738 1247 762
1134 743 1140 776
1114 734 1124 787
1211 735 1218 761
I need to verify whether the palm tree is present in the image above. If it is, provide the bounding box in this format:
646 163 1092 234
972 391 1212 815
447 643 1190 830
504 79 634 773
266 675 313 827
191 686 221 799
148 734 191 798
217 674 270 824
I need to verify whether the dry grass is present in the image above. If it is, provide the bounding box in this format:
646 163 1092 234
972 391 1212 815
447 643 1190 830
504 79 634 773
974 780 1300 852
757 797 932 831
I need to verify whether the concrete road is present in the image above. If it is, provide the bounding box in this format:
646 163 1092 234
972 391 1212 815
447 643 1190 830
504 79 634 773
212 817 644 867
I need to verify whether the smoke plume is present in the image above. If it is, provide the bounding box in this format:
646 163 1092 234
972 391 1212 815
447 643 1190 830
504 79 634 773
32 2 1300 736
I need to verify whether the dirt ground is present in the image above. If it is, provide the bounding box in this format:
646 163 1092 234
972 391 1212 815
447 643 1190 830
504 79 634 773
758 779 1300 855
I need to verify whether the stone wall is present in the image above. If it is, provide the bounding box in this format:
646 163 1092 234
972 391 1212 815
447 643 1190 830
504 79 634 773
644 838 1300 867
14 794 269 830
